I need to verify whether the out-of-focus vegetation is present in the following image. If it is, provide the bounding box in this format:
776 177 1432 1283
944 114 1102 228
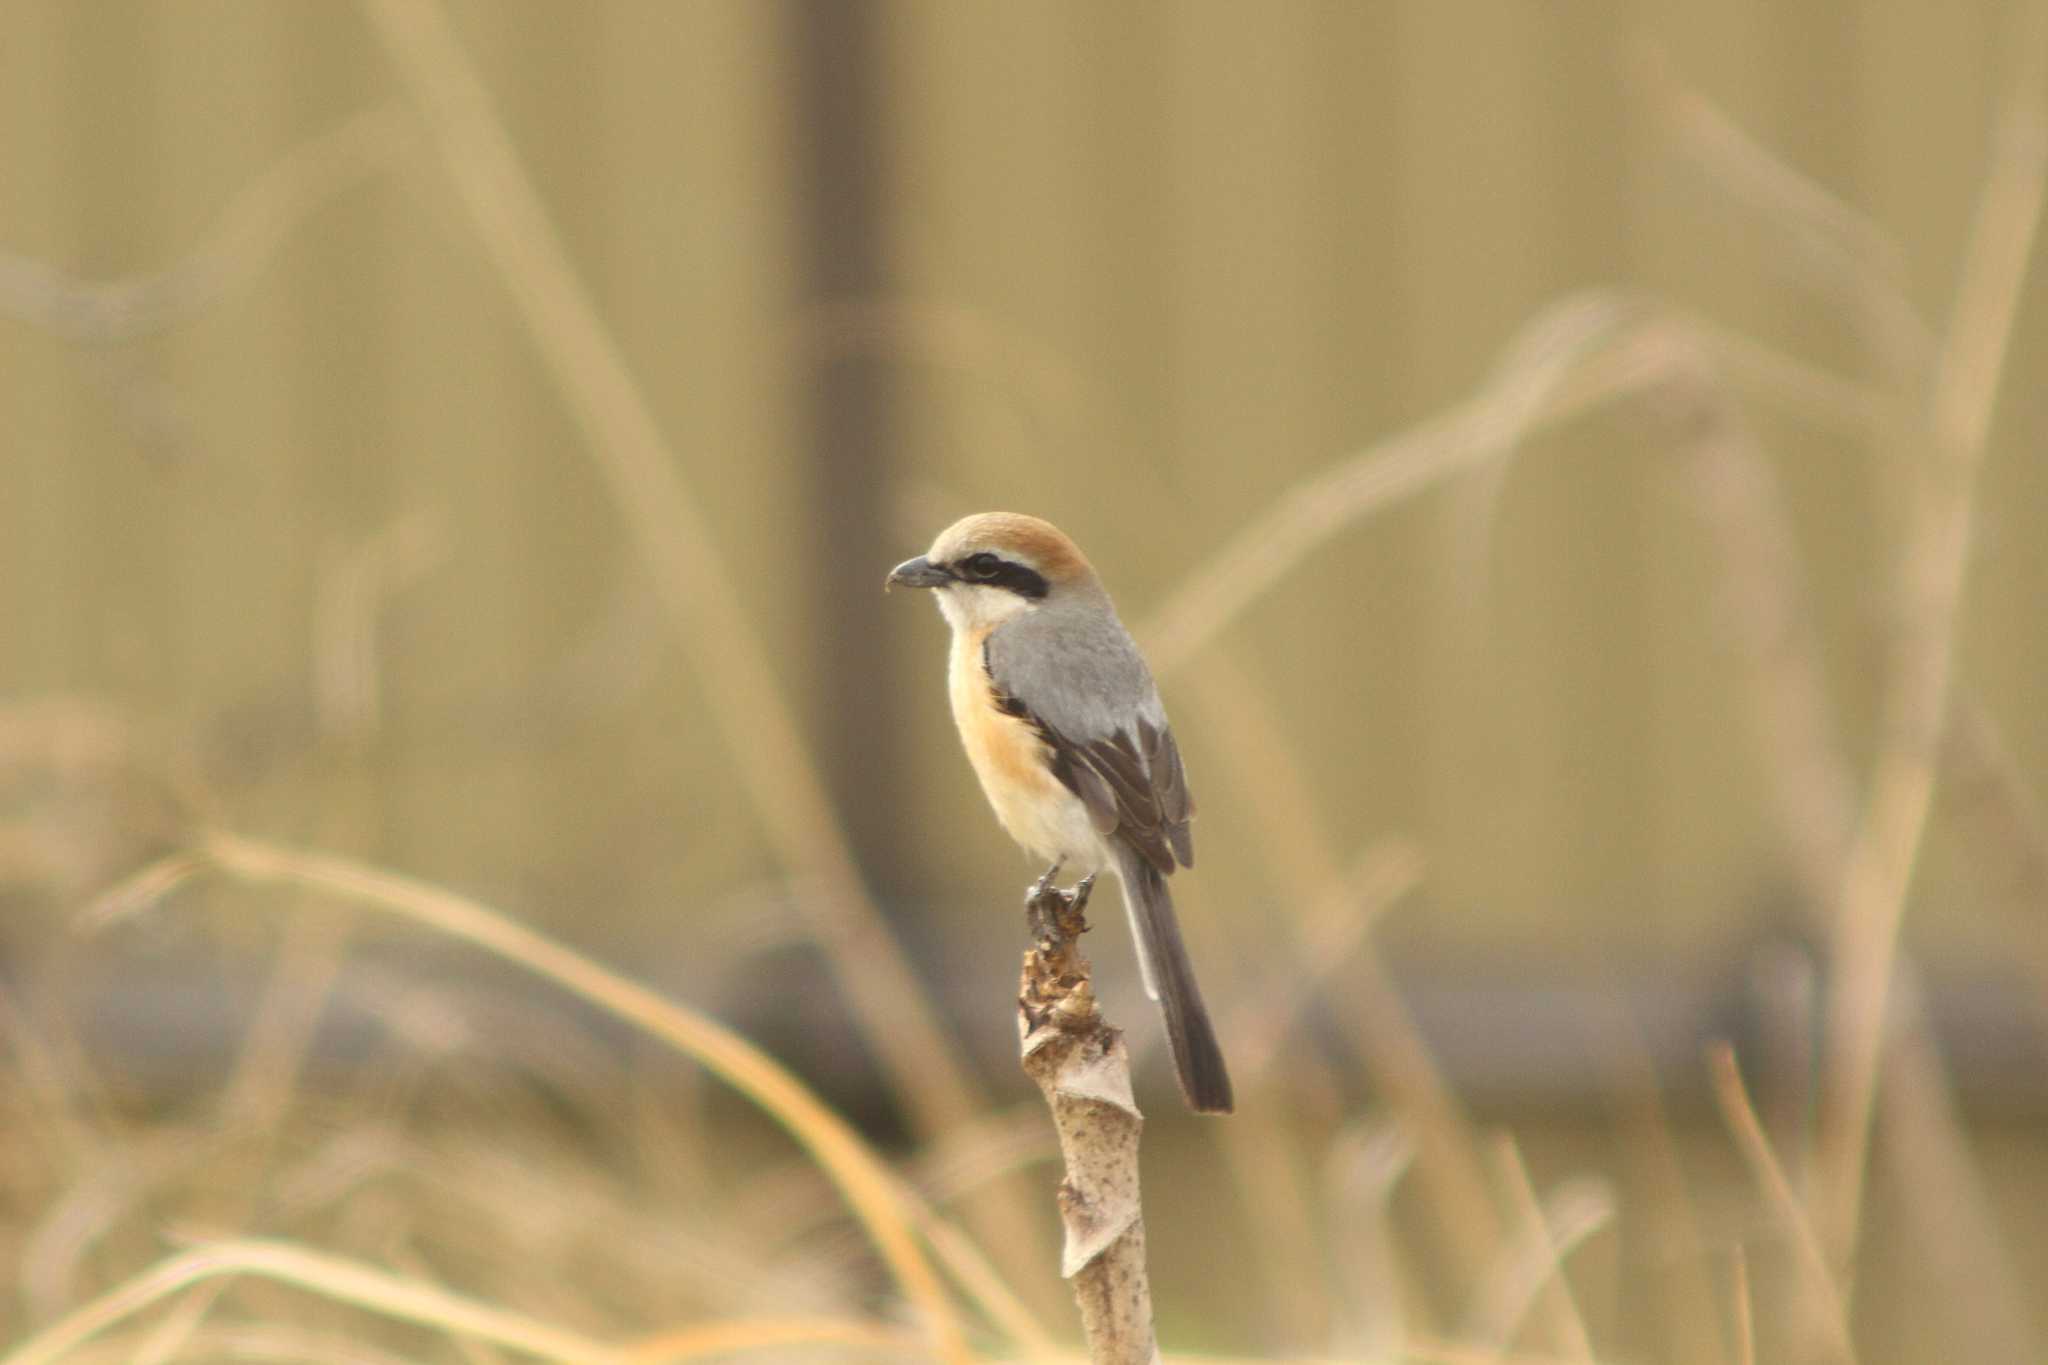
4 3 2047 1361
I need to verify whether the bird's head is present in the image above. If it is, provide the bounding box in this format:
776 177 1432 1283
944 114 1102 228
887 512 1100 633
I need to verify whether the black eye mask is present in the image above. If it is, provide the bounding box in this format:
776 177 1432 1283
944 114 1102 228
954 553 1049 600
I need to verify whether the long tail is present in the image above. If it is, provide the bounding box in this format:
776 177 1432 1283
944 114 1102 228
1117 850 1234 1114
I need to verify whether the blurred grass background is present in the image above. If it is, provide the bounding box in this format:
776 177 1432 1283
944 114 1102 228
3 2 2047 1361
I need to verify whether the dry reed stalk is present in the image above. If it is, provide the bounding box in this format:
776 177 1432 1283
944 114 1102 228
1815 10 2048 1272
1729 1248 1755 1365
1017 877 1156 1365
1665 354 2039 1360
355 0 1055 1289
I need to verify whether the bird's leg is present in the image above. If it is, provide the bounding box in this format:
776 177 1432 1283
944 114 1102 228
1070 873 1097 914
1025 859 1065 939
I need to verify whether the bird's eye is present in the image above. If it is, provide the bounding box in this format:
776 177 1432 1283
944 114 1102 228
962 552 1002 580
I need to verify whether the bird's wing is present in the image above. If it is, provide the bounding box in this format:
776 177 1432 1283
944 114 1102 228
984 606 1194 874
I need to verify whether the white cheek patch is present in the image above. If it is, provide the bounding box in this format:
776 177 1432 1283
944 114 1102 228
937 583 1033 634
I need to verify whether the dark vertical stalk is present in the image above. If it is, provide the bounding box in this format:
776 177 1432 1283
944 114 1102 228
787 1 905 876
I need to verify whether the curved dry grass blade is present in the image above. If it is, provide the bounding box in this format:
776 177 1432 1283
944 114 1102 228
125 1278 226 1365
163 834 969 1362
0 1239 622 1365
1669 313 1897 438
889 1111 1063 1357
1464 1137 1606 1364
352 0 994 1149
1139 298 1675 677
54 1321 426 1365
1628 41 1931 384
19 1165 135 1321
1440 293 1646 648
623 1317 932 1361
0 108 406 342
1662 371 1859 916
913 1211 1059 1361
1706 1044 1856 1365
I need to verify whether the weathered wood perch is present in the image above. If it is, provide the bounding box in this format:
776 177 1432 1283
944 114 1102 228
1018 873 1160 1365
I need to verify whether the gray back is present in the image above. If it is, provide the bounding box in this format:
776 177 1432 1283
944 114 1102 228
985 596 1167 744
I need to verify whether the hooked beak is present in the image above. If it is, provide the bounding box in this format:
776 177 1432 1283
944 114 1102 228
885 555 952 591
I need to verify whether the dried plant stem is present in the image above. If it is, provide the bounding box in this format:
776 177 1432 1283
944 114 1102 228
1816 18 2048 1271
1018 878 1157 1365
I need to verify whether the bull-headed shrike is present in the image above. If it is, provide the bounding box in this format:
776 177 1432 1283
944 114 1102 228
889 512 1233 1114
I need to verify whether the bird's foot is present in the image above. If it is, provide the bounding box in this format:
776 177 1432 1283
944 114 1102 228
1024 865 1095 945
1025 860 1064 940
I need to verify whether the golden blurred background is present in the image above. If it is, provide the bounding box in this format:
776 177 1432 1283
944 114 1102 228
3 3 2046 1362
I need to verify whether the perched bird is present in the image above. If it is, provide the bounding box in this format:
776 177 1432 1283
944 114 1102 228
888 512 1233 1114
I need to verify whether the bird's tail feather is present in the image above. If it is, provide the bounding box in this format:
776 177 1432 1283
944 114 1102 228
1118 851 1234 1114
